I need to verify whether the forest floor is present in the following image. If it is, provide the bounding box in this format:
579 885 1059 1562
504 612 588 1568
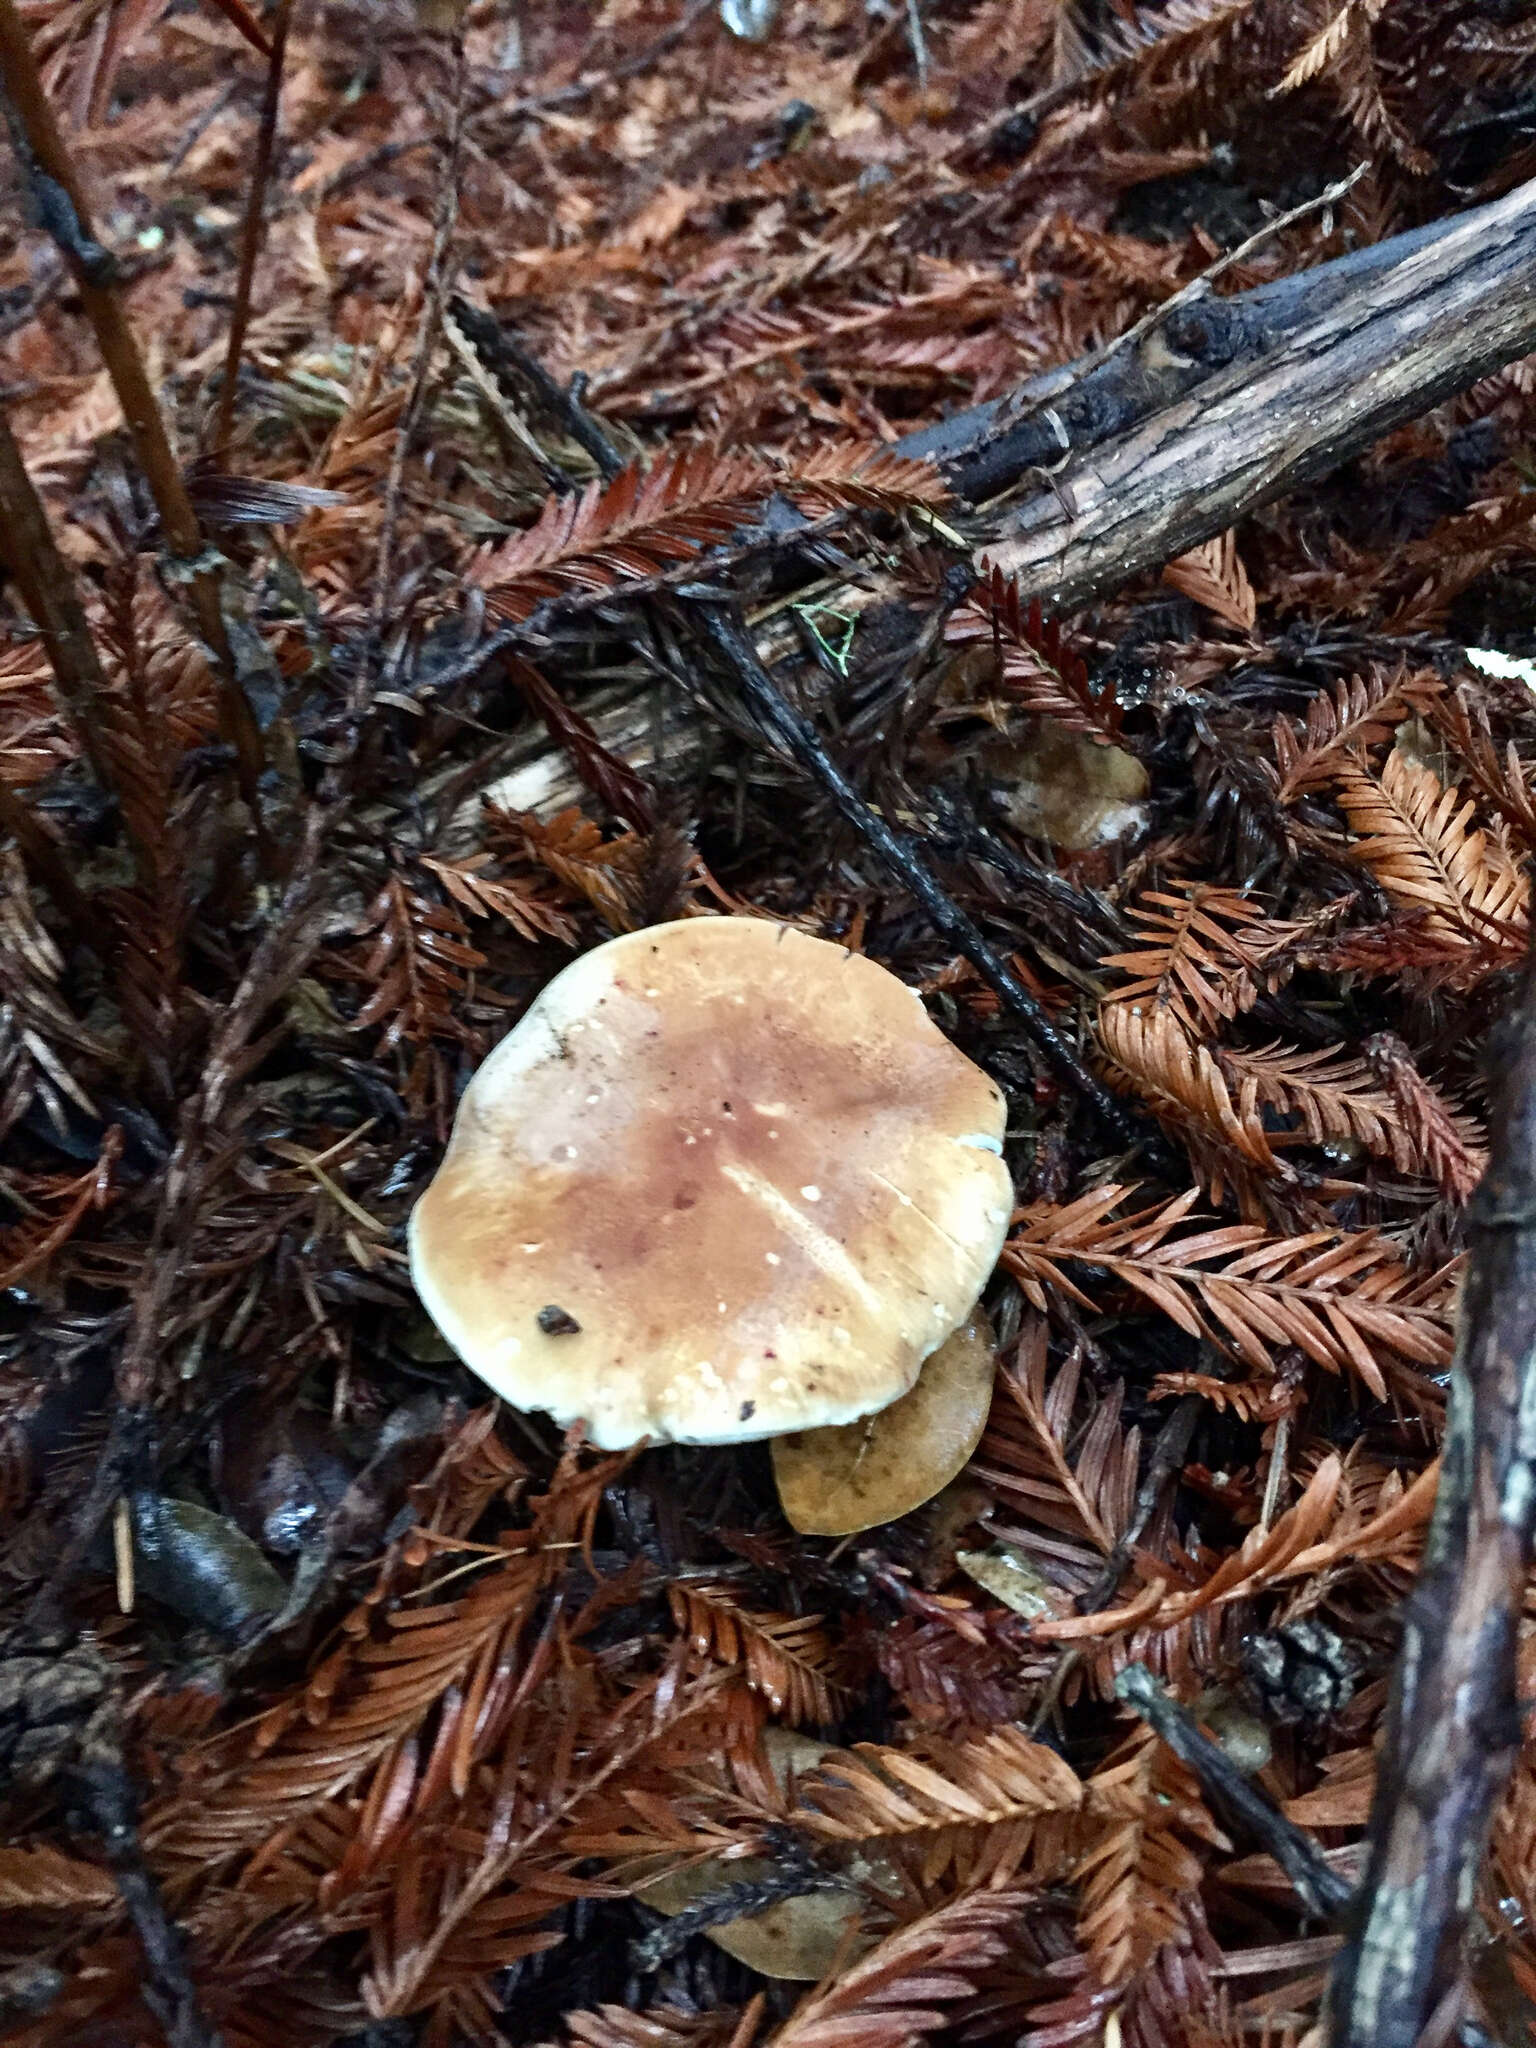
4 2 1536 2046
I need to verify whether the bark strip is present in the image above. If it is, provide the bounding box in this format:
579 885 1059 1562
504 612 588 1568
1324 959 1536 2046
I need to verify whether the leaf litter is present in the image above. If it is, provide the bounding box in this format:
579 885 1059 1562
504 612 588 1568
2 1 1536 2045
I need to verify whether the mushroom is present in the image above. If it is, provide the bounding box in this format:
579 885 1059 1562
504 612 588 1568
409 917 1011 1449
771 1307 997 1536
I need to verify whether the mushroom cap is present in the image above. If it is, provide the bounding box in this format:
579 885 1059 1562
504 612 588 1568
770 1307 996 1536
408 918 1011 1449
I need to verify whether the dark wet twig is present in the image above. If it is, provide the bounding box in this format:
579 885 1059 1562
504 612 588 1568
208 0 293 458
1115 1664 1353 1922
689 601 1155 1157
628 1832 845 1972
0 405 115 791
1087 1395 1202 1610
1324 959 1536 2046
565 372 625 482
71 1710 225 2048
366 37 466 701
448 298 627 486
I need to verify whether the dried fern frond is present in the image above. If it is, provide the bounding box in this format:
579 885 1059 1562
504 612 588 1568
538 2002 761 2048
473 451 779 622
1381 488 1536 636
946 564 1123 745
1269 669 1443 804
669 1581 845 1726
418 854 578 947
145 1540 549 1869
1325 916 1528 990
1034 1452 1439 1647
506 656 661 833
598 277 1012 416
0 1137 120 1294
1160 531 1255 632
471 443 941 628
0 1842 118 1910
1004 1184 1456 1397
765 1887 1033 2048
345 873 487 1051
781 444 950 513
969 1317 1137 1565
484 805 649 934
1360 1032 1487 1202
1274 0 1375 94
1049 0 1263 102
1144 1371 1293 1421
793 1724 1086 1849
1097 1003 1284 1195
1099 885 1322 1033
362 1666 731 2028
1333 747 1530 951
1077 1726 1214 1986
1284 1746 1377 1830
1216 1038 1486 1197
862 1614 1042 1732
1278 0 1433 172
1424 681 1536 849
0 637 72 788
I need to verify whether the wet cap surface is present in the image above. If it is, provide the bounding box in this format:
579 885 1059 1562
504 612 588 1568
409 918 1012 1448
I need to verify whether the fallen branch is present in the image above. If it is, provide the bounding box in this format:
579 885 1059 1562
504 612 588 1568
900 175 1536 608
1323 957 1536 2047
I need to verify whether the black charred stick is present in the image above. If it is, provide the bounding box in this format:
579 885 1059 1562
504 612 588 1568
690 602 1158 1160
70 1710 225 2048
448 297 626 483
1115 1664 1353 1923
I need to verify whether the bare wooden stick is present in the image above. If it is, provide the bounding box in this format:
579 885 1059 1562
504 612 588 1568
208 0 293 459
0 403 113 787
1324 958 1536 2047
0 0 266 814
